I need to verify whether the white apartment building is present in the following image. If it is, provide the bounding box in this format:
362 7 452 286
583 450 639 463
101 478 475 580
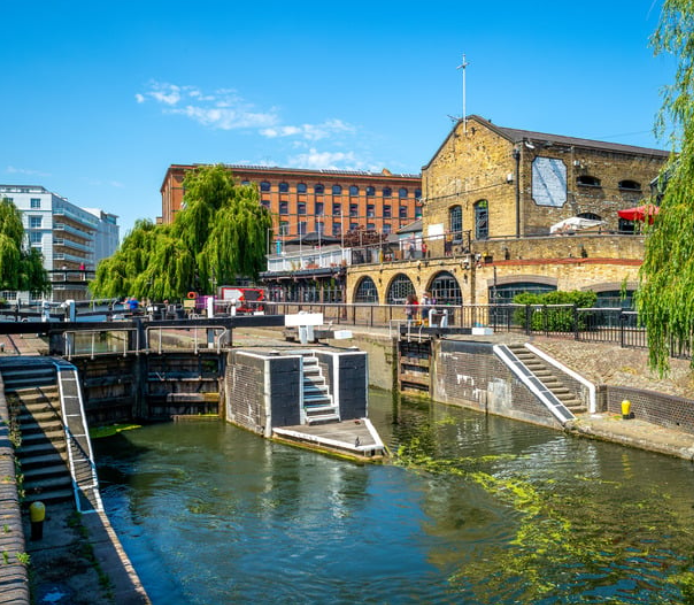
0 185 120 303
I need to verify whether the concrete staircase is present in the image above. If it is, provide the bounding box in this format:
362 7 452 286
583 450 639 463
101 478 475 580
301 354 340 425
2 362 73 506
507 345 587 414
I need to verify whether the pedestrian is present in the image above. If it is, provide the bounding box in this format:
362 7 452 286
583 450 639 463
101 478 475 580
421 292 430 324
405 293 418 324
408 236 416 260
421 240 428 259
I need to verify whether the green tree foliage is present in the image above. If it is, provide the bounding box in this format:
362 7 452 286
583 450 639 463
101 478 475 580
638 1 694 374
90 165 272 301
0 199 50 295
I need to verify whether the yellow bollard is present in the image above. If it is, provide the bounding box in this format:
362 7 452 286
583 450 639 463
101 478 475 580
621 399 632 420
29 501 45 540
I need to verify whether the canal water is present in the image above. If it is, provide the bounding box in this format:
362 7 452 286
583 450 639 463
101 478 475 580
94 390 694 604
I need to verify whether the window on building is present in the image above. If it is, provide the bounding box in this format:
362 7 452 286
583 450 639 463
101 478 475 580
387 274 415 304
279 201 288 215
332 184 342 195
298 221 307 235
367 205 375 217
350 204 358 217
474 200 489 240
278 182 289 193
349 185 359 196
350 223 359 231
619 180 641 191
449 205 463 241
29 232 42 244
29 216 42 229
354 277 379 303
261 199 271 209
367 223 376 231
280 221 289 236
315 202 324 215
398 188 408 199
297 183 307 193
332 223 342 236
333 203 342 215
399 206 408 219
315 184 325 194
260 181 271 192
241 180 250 186
383 223 392 234
430 271 463 305
383 205 391 218
366 186 375 197
415 189 422 200
383 187 392 198
578 212 602 221
415 206 423 218
0 291 17 301
618 218 635 234
490 282 556 304
297 202 306 215
577 175 601 187
30 198 41 209
316 221 325 235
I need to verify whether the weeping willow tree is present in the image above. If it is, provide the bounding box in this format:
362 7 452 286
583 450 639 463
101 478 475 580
0 198 50 297
90 165 272 301
638 1 694 375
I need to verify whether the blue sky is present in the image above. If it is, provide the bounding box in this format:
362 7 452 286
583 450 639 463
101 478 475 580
1 1 674 237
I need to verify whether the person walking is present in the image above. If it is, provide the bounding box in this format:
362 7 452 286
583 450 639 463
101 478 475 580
405 293 418 324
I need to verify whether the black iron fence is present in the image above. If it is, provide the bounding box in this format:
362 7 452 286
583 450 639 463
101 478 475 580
264 301 682 358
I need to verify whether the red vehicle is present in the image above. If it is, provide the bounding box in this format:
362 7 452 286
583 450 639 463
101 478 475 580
218 287 266 315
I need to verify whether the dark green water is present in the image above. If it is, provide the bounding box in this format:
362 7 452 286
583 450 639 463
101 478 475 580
95 391 694 604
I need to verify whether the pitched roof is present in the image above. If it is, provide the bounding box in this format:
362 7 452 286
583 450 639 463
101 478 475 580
422 115 669 170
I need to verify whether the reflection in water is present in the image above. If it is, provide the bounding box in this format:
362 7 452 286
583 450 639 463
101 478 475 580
95 390 694 604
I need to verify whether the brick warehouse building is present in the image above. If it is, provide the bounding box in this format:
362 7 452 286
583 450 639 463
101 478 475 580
345 115 670 309
160 164 422 246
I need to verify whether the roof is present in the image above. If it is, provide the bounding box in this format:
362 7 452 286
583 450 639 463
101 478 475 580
422 115 670 170
397 219 422 234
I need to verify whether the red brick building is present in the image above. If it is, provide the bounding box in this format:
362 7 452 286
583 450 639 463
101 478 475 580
160 164 422 243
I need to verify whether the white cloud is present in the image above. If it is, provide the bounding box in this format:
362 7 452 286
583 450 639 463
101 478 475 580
287 149 360 170
261 119 356 141
135 81 358 141
6 166 51 177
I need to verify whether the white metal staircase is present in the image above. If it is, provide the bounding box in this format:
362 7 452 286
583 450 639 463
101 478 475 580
301 354 340 425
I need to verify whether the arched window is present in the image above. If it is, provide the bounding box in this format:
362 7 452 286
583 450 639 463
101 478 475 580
382 187 392 198
366 186 376 197
260 181 271 192
386 274 416 304
577 175 601 187
279 182 289 193
332 184 342 195
297 183 307 193
449 205 462 241
415 189 422 200
354 277 379 303
349 185 359 196
489 282 556 304
430 271 462 305
619 180 641 191
398 187 408 198
474 200 488 240
314 184 325 194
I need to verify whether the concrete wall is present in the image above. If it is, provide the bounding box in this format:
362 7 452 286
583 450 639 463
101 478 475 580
432 339 562 429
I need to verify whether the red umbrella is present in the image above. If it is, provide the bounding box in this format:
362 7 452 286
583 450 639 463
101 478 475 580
618 204 660 224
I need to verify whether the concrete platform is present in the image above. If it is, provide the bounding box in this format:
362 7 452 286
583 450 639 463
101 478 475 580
273 417 386 459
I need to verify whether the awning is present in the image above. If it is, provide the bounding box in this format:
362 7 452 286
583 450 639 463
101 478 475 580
618 204 659 224
550 216 605 234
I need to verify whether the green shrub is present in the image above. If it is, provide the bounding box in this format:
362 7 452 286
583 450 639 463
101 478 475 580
512 291 598 332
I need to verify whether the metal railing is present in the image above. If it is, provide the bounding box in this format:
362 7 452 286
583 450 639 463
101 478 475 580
263 301 684 358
